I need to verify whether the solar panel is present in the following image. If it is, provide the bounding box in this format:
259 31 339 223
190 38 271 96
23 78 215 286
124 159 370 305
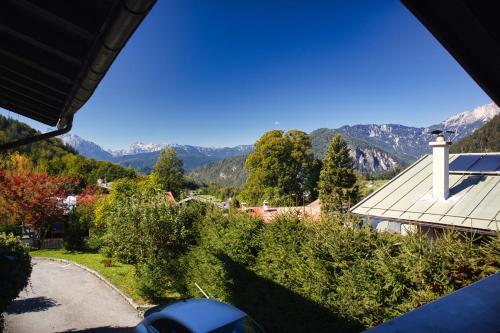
470 154 500 172
449 155 481 171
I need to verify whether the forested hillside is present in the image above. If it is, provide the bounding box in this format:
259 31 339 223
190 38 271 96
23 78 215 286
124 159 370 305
0 115 136 188
187 155 247 188
0 115 76 160
450 115 499 153
189 130 406 188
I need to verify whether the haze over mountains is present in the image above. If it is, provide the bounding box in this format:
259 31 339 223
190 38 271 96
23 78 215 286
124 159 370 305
61 133 254 174
62 103 499 182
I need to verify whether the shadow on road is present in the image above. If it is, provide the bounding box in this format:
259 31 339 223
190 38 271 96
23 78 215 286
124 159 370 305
6 296 59 314
53 327 135 333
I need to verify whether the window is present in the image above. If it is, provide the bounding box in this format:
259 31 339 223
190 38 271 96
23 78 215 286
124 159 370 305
150 318 192 333
208 316 265 333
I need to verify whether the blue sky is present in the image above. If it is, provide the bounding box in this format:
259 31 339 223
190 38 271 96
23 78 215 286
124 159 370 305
1 0 491 149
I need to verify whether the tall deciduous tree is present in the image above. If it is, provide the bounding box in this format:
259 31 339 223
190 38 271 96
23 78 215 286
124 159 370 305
0 170 77 245
319 134 358 215
241 130 321 206
152 148 185 198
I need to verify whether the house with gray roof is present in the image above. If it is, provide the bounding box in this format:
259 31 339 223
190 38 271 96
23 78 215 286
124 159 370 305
351 134 499 235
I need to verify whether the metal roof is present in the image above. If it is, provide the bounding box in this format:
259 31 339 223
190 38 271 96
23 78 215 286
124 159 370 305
0 0 156 128
351 153 500 233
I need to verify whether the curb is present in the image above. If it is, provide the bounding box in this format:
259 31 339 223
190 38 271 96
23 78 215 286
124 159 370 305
33 256 156 317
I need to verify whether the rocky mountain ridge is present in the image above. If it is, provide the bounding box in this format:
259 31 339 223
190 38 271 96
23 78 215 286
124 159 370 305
62 103 499 177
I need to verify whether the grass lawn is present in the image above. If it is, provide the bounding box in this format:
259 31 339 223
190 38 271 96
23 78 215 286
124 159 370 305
30 249 181 305
197 194 222 203
359 179 388 198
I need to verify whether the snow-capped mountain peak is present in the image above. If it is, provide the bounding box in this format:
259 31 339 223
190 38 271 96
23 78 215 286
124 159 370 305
60 133 113 160
109 142 169 156
60 102 496 175
442 102 499 128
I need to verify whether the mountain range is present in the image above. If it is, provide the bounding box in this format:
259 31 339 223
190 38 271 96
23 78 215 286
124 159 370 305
62 103 499 184
61 133 254 174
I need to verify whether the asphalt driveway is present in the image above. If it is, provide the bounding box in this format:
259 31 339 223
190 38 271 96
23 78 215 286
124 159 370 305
4 258 141 333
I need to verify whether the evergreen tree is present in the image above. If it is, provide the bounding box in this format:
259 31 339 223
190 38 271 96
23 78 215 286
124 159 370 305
152 148 185 198
319 134 358 215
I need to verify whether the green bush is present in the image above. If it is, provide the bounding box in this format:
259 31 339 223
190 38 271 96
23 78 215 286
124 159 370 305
87 175 500 330
0 233 32 313
0 222 22 237
96 181 205 300
180 211 263 299
63 209 87 251
178 212 499 332
137 257 172 301
303 220 500 327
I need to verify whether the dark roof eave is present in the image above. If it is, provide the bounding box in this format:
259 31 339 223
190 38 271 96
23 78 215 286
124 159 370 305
58 0 156 129
401 0 500 106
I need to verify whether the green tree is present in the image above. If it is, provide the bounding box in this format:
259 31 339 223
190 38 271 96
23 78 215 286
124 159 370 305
0 233 32 327
152 148 185 198
240 130 320 206
319 134 358 214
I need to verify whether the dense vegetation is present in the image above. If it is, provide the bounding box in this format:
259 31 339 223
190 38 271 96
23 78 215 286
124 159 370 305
450 114 499 153
319 134 359 214
91 176 206 300
1 117 499 332
0 115 136 188
0 233 32 331
195 183 241 202
61 129 497 331
0 116 136 249
188 129 407 189
81 186 499 332
179 213 499 332
152 148 185 198
187 155 248 188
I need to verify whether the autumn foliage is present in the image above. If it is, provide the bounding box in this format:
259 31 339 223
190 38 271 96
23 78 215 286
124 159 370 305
0 169 78 244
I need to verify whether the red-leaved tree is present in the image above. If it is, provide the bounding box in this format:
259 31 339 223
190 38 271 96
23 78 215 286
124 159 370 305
0 170 78 245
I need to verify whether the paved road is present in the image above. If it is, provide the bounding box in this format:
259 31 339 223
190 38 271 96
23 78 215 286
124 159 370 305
4 258 141 333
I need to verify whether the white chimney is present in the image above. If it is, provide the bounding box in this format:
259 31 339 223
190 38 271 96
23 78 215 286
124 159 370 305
263 200 269 211
429 134 451 201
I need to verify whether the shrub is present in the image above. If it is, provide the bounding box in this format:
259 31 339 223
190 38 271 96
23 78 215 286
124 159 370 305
179 212 499 332
65 198 98 251
0 233 32 314
180 211 263 299
137 257 171 301
0 222 21 237
100 258 114 267
310 224 500 327
96 181 204 301
63 208 87 251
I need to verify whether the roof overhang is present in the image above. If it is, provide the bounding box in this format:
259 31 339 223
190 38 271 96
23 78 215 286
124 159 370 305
401 0 500 106
352 212 497 236
0 0 156 130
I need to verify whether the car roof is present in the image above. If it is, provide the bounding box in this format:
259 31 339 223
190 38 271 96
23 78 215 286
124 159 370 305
148 298 247 333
